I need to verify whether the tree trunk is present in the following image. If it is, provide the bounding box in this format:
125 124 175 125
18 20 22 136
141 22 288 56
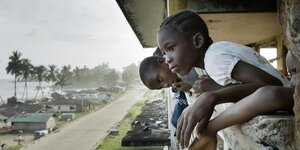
51 81 54 92
14 75 17 97
34 89 39 100
22 83 25 100
34 82 41 100
38 82 44 99
25 81 28 99
22 79 28 100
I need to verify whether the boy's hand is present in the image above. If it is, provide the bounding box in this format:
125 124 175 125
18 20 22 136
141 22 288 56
193 75 222 96
193 75 211 95
188 131 217 150
176 93 215 148
173 81 192 92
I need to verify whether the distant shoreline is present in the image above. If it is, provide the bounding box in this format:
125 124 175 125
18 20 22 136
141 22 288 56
0 79 52 101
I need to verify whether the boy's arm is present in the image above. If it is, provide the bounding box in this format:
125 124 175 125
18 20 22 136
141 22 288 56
192 75 223 96
177 83 265 148
177 60 285 148
205 86 294 134
232 60 283 86
189 86 294 149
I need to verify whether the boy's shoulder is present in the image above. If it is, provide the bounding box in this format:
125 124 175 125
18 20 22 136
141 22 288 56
207 41 250 53
209 41 242 49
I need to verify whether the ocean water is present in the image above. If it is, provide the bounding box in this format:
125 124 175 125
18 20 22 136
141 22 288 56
0 79 51 102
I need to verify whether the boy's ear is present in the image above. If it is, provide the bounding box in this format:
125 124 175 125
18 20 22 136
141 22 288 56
193 33 204 49
157 57 165 64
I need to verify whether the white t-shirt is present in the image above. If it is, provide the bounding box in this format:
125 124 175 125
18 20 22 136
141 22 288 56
203 41 289 87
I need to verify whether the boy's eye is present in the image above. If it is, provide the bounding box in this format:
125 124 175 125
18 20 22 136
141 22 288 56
168 45 174 51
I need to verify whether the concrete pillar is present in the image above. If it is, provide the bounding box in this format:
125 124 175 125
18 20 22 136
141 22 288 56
278 0 300 149
254 45 260 53
276 34 288 75
167 0 187 16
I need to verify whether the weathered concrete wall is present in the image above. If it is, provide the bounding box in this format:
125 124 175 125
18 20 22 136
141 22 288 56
215 104 295 150
242 115 295 149
279 0 300 149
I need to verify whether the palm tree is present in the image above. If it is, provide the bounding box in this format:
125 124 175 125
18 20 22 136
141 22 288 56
48 65 58 91
20 58 34 100
6 51 23 97
33 65 46 100
73 67 81 88
55 72 68 94
61 65 73 80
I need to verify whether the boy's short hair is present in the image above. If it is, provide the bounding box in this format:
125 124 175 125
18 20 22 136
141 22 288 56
139 56 161 89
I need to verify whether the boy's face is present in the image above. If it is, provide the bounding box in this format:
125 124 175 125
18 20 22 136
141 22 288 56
286 51 298 88
157 28 199 76
146 57 179 90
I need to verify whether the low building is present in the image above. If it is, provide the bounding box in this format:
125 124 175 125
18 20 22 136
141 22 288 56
98 92 112 101
47 100 76 113
47 99 94 113
60 113 75 121
72 90 100 100
74 99 94 112
0 103 44 128
10 113 56 131
51 92 66 101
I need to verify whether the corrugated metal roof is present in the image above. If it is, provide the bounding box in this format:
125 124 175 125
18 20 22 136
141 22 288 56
10 113 52 123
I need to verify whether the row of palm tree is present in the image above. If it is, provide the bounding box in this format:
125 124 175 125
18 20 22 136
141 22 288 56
5 50 139 101
6 51 69 100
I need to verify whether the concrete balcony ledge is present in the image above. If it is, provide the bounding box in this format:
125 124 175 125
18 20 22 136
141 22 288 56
215 103 295 150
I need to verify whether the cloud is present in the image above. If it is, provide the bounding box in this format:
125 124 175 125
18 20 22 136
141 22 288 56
0 0 155 79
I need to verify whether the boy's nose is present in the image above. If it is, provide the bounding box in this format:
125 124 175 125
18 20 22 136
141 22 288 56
165 55 172 64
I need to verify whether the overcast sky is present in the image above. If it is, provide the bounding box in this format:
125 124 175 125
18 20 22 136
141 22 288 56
0 0 155 79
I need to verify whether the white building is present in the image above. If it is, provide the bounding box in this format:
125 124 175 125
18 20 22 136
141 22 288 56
47 100 76 113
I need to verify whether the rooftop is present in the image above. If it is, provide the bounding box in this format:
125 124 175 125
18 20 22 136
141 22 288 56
10 113 53 123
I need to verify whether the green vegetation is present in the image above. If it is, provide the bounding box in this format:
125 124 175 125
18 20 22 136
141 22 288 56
7 145 22 150
97 100 144 150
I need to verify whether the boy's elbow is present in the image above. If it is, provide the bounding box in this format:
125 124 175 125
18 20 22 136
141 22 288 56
256 78 283 86
272 79 283 86
267 76 283 86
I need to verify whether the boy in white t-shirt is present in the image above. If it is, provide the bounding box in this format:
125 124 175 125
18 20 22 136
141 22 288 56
157 10 289 148
189 51 297 150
